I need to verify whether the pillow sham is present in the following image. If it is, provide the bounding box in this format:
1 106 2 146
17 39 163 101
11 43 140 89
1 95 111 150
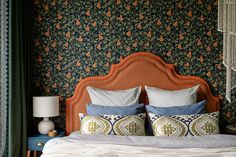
79 113 145 136
149 112 219 137
86 103 144 116
145 85 199 107
87 86 141 106
146 100 206 115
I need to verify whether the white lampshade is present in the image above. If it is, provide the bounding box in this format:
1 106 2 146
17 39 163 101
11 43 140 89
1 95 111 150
33 96 59 117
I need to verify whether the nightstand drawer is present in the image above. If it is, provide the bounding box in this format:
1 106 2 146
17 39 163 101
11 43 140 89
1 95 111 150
28 137 50 151
28 130 65 151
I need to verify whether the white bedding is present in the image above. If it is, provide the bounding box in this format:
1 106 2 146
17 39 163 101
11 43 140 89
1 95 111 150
41 133 236 157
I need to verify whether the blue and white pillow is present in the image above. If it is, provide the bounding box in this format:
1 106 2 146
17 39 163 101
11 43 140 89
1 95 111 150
86 103 144 116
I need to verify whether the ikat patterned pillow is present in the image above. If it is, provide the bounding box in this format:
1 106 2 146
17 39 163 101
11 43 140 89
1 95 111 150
149 112 219 137
79 113 145 136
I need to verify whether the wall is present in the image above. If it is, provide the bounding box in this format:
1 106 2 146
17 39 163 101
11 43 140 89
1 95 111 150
33 0 235 130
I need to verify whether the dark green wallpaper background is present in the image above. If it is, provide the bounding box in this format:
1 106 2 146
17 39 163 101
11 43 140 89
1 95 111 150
33 0 236 130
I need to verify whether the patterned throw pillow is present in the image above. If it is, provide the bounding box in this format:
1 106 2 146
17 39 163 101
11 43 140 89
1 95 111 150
149 112 219 137
79 113 145 136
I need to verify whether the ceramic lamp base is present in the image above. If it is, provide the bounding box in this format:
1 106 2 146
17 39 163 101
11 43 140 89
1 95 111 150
38 117 54 134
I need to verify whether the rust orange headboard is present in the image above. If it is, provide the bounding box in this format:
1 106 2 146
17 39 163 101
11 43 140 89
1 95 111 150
65 52 219 134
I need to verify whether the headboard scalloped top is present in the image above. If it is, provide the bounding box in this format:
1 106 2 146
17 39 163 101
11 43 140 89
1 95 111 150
66 52 219 134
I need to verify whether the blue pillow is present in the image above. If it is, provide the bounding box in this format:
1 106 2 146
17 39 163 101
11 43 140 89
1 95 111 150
146 100 206 115
86 104 144 116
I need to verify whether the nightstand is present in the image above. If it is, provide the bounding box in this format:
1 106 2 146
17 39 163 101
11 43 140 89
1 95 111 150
27 130 65 157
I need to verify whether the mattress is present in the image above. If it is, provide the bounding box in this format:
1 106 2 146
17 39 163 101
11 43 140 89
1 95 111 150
41 132 236 157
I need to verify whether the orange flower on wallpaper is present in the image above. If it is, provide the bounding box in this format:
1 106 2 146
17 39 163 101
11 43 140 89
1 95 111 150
132 41 138 48
125 46 131 52
98 34 104 40
76 60 81 67
75 19 81 26
136 23 142 29
104 21 109 27
45 31 50 37
116 39 121 46
139 13 144 20
96 43 101 50
56 64 61 71
159 35 164 42
126 4 130 11
57 13 63 20
126 30 131 37
58 55 63 61
35 15 42 22
97 1 101 9
106 10 111 17
207 31 212 36
133 0 138 7
66 32 71 38
107 51 111 58
166 51 172 57
213 41 218 47
187 10 192 17
185 21 190 27
166 26 171 32
206 46 211 52
92 62 97 68
179 34 184 40
44 4 48 11
206 71 211 77
44 46 49 52
66 72 71 79
92 21 97 27
36 55 42 63
199 15 204 22
167 10 172 16
187 51 192 58
116 0 121 5
85 26 90 32
117 15 124 22
177 2 183 9
77 36 83 43
52 41 56 48
86 51 91 57
35 40 40 46
64 42 69 48
173 21 178 27
52 83 57 89
199 55 204 63
56 23 61 29
51 1 56 6
86 10 91 16
85 67 90 72
197 39 202 46
156 19 162 26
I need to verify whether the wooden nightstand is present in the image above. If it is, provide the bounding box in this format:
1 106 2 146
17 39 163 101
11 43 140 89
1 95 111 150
27 130 65 157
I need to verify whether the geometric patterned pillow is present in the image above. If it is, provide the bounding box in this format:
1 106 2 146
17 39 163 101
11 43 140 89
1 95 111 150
79 113 145 136
149 112 219 137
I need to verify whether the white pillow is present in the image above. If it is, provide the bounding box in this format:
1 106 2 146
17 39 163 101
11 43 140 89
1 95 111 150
87 86 141 106
145 85 199 107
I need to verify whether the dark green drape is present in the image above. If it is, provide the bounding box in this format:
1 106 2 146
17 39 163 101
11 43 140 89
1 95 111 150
8 0 33 156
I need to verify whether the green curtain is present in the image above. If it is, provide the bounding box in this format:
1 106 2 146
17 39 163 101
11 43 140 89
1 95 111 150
8 0 33 156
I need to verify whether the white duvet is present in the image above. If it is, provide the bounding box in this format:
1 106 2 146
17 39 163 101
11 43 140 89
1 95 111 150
41 133 236 157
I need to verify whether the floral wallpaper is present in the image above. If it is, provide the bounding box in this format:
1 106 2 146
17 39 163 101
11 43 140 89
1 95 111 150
33 0 236 130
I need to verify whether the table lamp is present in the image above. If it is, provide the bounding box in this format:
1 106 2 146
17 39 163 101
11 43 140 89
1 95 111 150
33 96 59 134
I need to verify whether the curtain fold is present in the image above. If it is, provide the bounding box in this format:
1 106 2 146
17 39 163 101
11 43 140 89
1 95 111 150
8 0 33 156
0 0 9 156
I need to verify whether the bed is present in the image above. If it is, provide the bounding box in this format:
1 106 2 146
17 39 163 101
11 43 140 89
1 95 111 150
41 52 236 157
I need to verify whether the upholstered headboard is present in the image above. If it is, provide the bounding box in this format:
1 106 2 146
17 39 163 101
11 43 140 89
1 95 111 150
65 52 219 134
